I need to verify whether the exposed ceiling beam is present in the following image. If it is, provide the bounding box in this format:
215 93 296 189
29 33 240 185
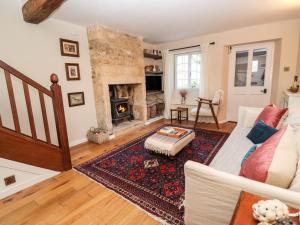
22 0 65 24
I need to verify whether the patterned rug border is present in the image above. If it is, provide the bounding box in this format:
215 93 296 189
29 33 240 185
74 125 230 225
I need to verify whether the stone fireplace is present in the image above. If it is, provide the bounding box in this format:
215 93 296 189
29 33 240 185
88 25 147 134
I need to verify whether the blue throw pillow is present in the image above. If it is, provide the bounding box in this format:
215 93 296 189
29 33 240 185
247 120 278 144
241 145 257 166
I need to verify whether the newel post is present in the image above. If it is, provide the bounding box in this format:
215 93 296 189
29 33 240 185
50 74 72 170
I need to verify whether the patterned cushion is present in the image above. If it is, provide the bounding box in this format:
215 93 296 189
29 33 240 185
240 125 298 188
255 104 288 128
247 120 278 144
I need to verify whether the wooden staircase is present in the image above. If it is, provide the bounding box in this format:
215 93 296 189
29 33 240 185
0 59 71 171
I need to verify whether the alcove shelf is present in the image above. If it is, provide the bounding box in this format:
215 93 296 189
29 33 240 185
145 71 163 75
144 52 162 60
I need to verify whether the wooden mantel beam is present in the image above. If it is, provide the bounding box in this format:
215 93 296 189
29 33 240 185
22 0 65 24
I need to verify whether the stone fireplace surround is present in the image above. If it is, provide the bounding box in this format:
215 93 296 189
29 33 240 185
88 25 147 134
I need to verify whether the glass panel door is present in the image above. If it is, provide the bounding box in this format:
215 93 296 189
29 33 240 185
234 51 248 87
228 42 274 122
251 48 267 87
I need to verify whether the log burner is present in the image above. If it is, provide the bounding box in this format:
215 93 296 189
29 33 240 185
110 85 132 124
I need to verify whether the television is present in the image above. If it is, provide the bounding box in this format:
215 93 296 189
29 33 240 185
146 75 162 91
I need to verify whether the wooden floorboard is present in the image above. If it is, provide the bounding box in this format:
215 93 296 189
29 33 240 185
0 119 235 225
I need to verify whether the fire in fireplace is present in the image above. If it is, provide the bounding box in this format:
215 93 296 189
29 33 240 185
117 103 128 113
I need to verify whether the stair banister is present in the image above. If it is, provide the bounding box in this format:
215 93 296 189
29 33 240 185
50 74 72 170
0 59 72 171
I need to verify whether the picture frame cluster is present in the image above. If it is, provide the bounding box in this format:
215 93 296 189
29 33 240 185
60 38 85 107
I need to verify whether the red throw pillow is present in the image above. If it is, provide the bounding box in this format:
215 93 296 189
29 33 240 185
255 105 288 128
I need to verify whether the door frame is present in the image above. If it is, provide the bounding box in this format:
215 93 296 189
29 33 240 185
227 42 275 121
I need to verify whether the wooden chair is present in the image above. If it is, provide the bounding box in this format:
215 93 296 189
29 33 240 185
192 90 224 129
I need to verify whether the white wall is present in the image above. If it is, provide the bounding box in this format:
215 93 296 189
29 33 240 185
158 19 300 121
0 0 97 146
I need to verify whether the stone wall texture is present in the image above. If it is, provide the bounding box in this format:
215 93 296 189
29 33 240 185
87 25 147 131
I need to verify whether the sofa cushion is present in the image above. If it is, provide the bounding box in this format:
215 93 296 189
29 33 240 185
247 120 278 144
242 108 263 128
255 105 288 128
209 125 253 175
240 125 298 188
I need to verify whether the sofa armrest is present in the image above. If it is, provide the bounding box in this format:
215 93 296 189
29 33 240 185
237 106 263 125
184 161 300 225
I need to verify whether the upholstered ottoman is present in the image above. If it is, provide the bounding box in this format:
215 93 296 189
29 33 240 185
144 127 195 156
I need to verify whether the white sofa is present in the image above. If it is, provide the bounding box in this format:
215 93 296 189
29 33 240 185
184 106 300 225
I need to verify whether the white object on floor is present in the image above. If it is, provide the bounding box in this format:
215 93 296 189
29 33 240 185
0 158 59 199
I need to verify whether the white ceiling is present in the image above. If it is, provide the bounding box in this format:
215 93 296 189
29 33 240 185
52 0 300 43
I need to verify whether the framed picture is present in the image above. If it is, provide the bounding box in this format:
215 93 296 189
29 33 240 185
68 92 85 107
65 63 80 80
60 38 80 57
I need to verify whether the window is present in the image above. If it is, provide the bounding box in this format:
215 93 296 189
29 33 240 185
252 60 258 73
175 52 201 89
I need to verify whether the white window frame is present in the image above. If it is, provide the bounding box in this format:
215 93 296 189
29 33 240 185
175 51 201 89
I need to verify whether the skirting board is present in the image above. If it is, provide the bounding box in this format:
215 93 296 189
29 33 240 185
69 137 88 147
145 116 164 125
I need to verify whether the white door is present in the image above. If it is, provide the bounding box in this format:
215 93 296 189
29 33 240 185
227 42 274 121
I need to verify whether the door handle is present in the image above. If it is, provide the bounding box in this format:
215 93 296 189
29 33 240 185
261 88 267 94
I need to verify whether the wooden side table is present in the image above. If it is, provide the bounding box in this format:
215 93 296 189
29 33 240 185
170 107 188 124
230 192 299 225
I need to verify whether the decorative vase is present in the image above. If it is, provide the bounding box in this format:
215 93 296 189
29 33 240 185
180 89 188 105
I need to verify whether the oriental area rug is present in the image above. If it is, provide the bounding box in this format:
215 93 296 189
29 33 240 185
74 126 229 225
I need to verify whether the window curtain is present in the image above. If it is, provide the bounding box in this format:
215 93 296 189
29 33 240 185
162 49 175 119
199 43 210 99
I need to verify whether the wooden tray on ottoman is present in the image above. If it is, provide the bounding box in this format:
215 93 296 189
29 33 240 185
145 127 195 156
157 127 188 138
